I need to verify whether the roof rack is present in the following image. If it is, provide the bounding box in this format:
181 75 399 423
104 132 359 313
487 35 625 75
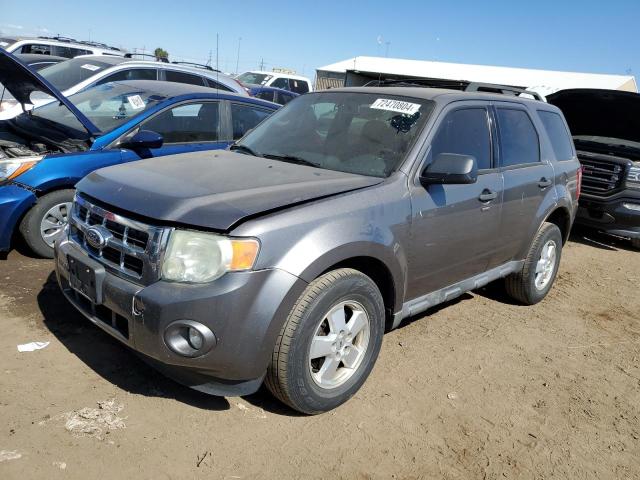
465 82 543 101
37 35 124 52
171 61 219 72
124 52 169 63
364 78 469 90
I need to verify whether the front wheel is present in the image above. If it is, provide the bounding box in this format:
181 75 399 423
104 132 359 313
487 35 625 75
265 268 385 414
19 189 74 258
505 222 563 305
631 238 640 250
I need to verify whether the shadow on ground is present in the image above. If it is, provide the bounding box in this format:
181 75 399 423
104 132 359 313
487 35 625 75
569 225 637 252
37 271 232 412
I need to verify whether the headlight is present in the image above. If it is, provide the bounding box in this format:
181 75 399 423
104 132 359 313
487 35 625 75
0 156 43 182
161 230 260 283
627 162 640 189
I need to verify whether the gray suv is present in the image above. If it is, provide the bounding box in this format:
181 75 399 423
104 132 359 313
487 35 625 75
54 87 581 414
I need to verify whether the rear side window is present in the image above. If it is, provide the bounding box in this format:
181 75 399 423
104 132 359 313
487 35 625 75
496 108 540 166
165 70 206 86
142 102 220 143
230 103 272 140
430 108 492 170
538 110 574 161
277 91 295 105
52 46 91 58
289 79 309 94
96 68 157 85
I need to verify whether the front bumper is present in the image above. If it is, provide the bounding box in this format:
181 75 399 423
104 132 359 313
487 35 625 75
54 238 307 396
576 191 640 239
0 183 37 251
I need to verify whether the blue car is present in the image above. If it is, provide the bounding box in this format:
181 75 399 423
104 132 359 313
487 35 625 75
0 49 279 257
248 86 299 106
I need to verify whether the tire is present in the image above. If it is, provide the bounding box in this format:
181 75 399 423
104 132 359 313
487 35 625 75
19 189 74 259
505 222 563 305
265 268 385 414
631 238 640 250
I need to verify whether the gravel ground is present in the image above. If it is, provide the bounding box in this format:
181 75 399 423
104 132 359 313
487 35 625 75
0 227 639 479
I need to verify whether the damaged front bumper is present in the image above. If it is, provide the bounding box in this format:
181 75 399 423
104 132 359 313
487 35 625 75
54 237 307 396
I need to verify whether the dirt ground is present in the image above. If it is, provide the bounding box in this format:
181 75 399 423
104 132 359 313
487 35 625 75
0 227 639 479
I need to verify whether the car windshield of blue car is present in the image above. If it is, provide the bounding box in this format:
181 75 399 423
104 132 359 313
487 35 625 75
237 91 434 178
31 82 167 133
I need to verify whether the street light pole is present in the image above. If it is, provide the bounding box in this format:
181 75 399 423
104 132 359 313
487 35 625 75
235 37 241 75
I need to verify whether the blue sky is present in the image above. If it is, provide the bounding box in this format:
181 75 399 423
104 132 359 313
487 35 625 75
2 0 639 79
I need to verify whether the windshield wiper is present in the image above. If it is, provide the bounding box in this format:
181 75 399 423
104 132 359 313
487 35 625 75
229 144 262 157
262 153 319 168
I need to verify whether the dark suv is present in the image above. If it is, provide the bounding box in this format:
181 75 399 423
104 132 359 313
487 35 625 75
54 87 581 414
548 89 640 249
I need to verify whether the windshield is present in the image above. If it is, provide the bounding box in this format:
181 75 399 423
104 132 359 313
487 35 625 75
31 82 167 133
39 57 115 91
237 72 272 86
237 91 434 177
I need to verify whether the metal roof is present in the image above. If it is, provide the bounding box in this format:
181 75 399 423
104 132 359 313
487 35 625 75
317 56 638 96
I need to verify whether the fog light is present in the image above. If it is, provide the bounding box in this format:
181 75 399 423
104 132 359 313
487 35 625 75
188 327 204 350
164 320 216 357
622 202 640 212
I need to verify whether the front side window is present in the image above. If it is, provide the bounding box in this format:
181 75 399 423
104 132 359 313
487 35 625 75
277 91 295 105
255 90 275 103
538 110 574 161
165 70 205 86
430 108 492 170
496 108 540 166
204 78 233 92
143 102 220 143
20 43 52 55
237 92 433 177
96 68 158 85
231 103 272 140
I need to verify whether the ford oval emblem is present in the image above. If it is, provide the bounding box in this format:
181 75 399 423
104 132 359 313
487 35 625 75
85 226 110 249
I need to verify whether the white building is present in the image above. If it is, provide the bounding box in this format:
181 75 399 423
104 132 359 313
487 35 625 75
315 56 637 97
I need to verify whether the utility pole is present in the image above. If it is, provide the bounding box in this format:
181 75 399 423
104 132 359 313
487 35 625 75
259 57 265 71
206 49 212 67
235 37 241 74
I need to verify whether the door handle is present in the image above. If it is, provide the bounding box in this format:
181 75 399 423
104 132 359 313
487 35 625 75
478 189 498 202
538 177 553 189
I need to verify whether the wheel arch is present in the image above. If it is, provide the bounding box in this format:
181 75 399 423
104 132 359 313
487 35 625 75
543 206 572 244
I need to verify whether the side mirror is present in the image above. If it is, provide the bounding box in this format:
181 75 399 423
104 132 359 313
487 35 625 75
120 130 163 151
420 153 478 186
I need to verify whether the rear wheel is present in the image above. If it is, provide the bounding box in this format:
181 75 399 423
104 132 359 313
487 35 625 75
505 222 563 305
19 189 74 259
265 268 385 414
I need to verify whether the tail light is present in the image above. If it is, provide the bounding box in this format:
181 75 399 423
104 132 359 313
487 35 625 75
576 166 583 200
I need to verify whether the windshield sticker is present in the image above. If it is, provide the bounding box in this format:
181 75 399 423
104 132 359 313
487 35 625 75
126 95 145 110
81 64 101 71
370 98 421 115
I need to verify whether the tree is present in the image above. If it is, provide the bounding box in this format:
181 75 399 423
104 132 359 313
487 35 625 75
154 47 169 61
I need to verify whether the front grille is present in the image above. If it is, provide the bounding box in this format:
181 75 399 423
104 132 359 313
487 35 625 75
578 153 628 196
70 194 168 284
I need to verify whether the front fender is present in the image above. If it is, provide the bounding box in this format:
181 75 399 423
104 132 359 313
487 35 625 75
0 183 37 250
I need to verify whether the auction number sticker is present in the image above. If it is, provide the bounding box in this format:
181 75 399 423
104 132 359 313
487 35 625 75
370 98 421 115
127 95 145 109
80 64 101 71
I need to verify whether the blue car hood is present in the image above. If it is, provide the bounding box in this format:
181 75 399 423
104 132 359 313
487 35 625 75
0 48 100 136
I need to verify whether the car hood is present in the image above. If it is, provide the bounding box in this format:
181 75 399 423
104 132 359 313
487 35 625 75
0 48 100 135
547 88 640 144
77 150 384 231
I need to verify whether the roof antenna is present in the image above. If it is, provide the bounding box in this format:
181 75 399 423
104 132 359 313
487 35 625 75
216 33 219 88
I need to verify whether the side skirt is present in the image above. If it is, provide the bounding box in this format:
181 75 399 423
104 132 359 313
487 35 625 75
391 260 524 329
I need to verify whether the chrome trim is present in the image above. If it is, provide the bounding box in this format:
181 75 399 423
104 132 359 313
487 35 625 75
69 194 171 285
